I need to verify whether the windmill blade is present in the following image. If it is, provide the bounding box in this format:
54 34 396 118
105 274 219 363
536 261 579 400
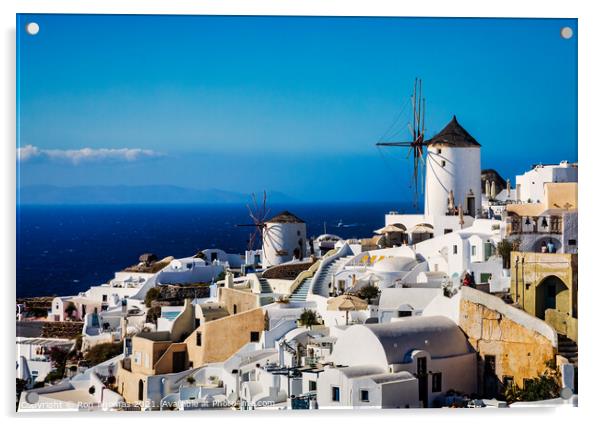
246 203 260 224
376 141 413 147
260 190 270 222
249 229 259 251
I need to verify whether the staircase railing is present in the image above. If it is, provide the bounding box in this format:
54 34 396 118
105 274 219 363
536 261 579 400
288 255 331 296
309 245 353 297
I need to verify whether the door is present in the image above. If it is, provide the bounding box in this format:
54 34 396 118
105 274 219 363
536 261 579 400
483 355 498 398
172 351 186 373
467 196 476 217
417 356 428 407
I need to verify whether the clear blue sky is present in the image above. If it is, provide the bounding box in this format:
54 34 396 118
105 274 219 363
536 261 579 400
17 14 577 202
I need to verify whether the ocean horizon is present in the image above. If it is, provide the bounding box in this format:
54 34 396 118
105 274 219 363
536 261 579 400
16 201 419 298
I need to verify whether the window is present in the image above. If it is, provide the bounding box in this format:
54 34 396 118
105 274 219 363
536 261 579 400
195 318 201 328
250 331 260 342
503 376 514 389
471 245 477 256
102 294 108 302
398 311 412 318
444 228 452 234
452 245 458 254
437 148 442 154
196 332 202 346
331 386 340 402
309 380 317 391
480 273 492 284
550 216 562 233
432 373 442 392
569 239 577 246
233 304 237 314
360 389 370 402
441 160 446 167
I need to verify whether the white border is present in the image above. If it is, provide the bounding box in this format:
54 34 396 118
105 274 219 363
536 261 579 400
2 1 600 426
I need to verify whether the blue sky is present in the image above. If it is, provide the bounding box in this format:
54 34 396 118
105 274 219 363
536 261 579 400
17 14 577 202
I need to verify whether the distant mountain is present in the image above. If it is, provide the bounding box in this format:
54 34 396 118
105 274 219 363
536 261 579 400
18 185 296 205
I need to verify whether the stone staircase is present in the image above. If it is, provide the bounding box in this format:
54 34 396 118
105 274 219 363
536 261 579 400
558 334 578 393
290 276 312 302
258 277 272 294
312 256 352 296
558 334 578 367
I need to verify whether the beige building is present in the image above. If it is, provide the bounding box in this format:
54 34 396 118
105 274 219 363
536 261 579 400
510 251 578 343
505 182 578 254
117 293 266 403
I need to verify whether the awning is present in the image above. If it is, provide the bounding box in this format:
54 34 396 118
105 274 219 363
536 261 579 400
409 223 434 234
327 295 368 311
374 223 407 234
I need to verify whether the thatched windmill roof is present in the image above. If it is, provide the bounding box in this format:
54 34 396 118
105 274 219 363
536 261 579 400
427 115 481 147
266 210 305 224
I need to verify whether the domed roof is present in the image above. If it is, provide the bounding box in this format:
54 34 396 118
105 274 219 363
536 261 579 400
372 257 416 272
330 316 473 368
427 115 481 147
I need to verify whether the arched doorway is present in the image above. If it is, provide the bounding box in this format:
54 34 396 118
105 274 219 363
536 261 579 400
535 275 569 320
531 236 562 253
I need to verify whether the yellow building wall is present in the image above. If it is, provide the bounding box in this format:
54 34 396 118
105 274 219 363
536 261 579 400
169 299 196 343
510 252 577 320
186 307 265 367
116 361 148 403
459 296 556 391
130 336 171 376
153 342 188 375
544 182 578 210
218 287 259 315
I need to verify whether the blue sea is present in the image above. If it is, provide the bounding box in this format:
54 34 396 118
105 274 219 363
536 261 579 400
16 203 414 298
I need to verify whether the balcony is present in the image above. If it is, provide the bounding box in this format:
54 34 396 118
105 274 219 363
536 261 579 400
507 215 562 235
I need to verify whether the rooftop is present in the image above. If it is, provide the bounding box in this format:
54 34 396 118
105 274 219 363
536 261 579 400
427 115 481 148
266 210 305 224
262 260 316 280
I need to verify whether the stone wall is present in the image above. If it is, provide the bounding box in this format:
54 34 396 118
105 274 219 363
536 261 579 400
458 288 557 394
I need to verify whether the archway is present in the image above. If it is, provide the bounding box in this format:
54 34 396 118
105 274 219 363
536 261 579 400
531 236 562 253
535 275 569 320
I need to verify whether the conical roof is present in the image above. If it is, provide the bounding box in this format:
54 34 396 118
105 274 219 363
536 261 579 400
427 115 481 147
266 210 305 224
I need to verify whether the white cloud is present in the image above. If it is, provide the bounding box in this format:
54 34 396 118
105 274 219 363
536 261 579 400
17 145 162 165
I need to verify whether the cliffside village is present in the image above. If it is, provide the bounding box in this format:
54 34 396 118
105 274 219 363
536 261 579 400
17 117 578 411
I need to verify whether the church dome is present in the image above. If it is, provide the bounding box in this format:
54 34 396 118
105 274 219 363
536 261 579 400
372 257 416 272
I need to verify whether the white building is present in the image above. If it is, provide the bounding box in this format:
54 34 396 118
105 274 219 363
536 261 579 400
17 337 75 386
157 256 226 285
412 219 505 289
319 316 477 408
262 211 307 268
317 365 420 409
377 287 442 322
384 116 482 242
424 116 482 218
515 161 577 203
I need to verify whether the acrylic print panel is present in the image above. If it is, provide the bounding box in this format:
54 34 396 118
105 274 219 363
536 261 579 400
16 14 578 412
